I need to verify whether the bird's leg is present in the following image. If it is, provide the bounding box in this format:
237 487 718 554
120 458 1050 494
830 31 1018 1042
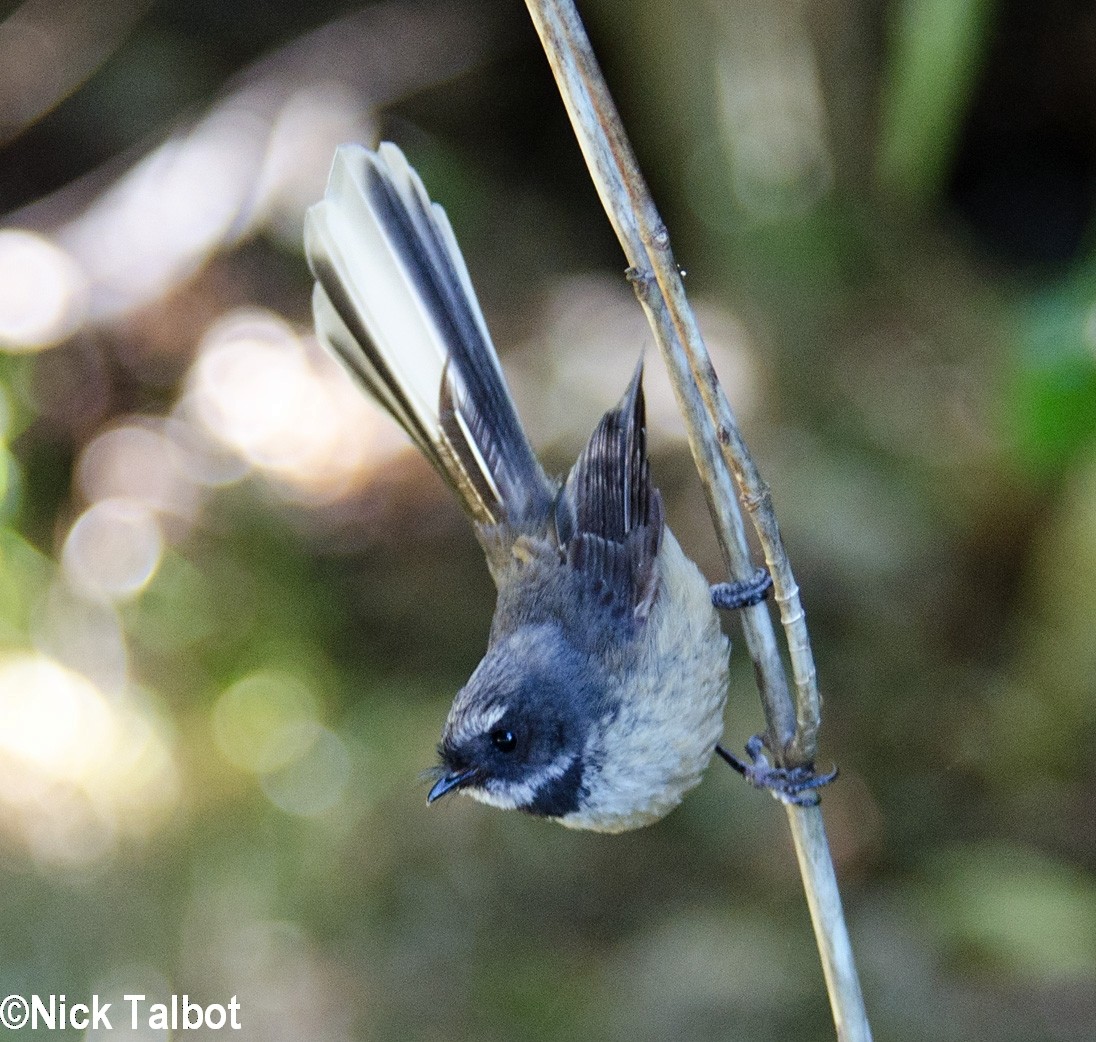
711 567 772 610
711 569 835 803
716 736 838 806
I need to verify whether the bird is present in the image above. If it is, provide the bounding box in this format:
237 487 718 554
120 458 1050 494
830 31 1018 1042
304 142 790 833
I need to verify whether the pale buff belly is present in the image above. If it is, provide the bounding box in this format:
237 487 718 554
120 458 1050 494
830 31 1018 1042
559 530 729 833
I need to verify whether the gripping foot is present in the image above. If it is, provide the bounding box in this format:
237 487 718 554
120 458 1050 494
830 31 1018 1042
716 735 837 806
711 568 772 611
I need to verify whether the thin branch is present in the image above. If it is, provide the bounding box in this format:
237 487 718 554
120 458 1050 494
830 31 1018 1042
523 3 872 1040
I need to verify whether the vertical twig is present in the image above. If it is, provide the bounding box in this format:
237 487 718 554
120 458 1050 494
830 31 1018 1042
523 3 872 1041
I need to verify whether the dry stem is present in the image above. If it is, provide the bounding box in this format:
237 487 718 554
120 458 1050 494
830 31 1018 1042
523 2 872 1040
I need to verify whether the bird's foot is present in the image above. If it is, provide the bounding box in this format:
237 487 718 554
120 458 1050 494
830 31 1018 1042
716 735 837 806
711 568 772 610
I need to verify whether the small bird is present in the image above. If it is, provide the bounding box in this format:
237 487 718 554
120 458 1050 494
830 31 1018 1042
305 142 780 832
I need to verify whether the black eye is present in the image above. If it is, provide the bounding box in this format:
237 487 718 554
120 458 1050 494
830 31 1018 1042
490 729 517 753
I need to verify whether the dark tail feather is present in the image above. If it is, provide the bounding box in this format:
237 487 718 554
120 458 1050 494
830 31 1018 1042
558 362 664 621
305 142 554 528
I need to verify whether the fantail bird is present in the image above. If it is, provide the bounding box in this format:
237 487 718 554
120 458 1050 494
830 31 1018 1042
304 142 797 833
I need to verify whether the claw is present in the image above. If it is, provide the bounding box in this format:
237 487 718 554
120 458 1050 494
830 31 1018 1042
716 735 838 806
711 568 772 611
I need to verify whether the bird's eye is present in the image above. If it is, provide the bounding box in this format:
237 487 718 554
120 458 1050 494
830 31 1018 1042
490 729 517 753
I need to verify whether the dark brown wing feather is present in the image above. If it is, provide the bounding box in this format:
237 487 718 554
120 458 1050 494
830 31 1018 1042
557 363 664 624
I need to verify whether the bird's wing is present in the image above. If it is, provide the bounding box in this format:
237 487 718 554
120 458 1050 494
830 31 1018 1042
557 363 664 624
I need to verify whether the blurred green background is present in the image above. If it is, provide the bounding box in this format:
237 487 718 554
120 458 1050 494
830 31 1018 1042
0 0 1094 1039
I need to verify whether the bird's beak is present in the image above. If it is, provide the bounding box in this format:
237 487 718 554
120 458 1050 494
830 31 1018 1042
427 766 479 804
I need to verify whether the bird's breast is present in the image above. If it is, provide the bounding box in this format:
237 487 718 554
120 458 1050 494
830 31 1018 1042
557 529 730 833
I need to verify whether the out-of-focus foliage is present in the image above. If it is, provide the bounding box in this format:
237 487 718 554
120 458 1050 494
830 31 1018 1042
877 0 996 202
0 1 1093 1040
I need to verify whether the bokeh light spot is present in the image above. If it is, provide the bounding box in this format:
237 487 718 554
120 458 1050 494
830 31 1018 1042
0 229 89 351
188 308 407 503
212 670 322 775
260 726 350 817
78 423 201 519
62 499 164 602
0 653 114 778
0 653 179 866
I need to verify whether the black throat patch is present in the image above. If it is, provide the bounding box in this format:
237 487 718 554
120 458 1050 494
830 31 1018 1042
525 757 586 819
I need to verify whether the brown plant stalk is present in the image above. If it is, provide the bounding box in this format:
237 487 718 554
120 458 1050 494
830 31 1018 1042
523 2 872 1040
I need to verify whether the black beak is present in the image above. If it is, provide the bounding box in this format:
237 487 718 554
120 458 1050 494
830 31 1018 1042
427 766 479 804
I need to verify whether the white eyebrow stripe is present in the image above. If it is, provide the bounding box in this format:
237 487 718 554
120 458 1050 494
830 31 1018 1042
450 701 507 745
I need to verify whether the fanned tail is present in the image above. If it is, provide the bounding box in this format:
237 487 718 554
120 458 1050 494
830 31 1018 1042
305 142 554 528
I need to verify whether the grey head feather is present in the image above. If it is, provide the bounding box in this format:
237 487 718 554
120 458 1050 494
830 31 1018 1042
440 623 604 818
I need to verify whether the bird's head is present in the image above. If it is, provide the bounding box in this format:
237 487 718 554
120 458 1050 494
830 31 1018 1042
427 624 601 819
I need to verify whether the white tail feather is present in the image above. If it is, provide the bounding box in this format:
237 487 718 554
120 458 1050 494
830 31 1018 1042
306 142 558 525
306 145 451 456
